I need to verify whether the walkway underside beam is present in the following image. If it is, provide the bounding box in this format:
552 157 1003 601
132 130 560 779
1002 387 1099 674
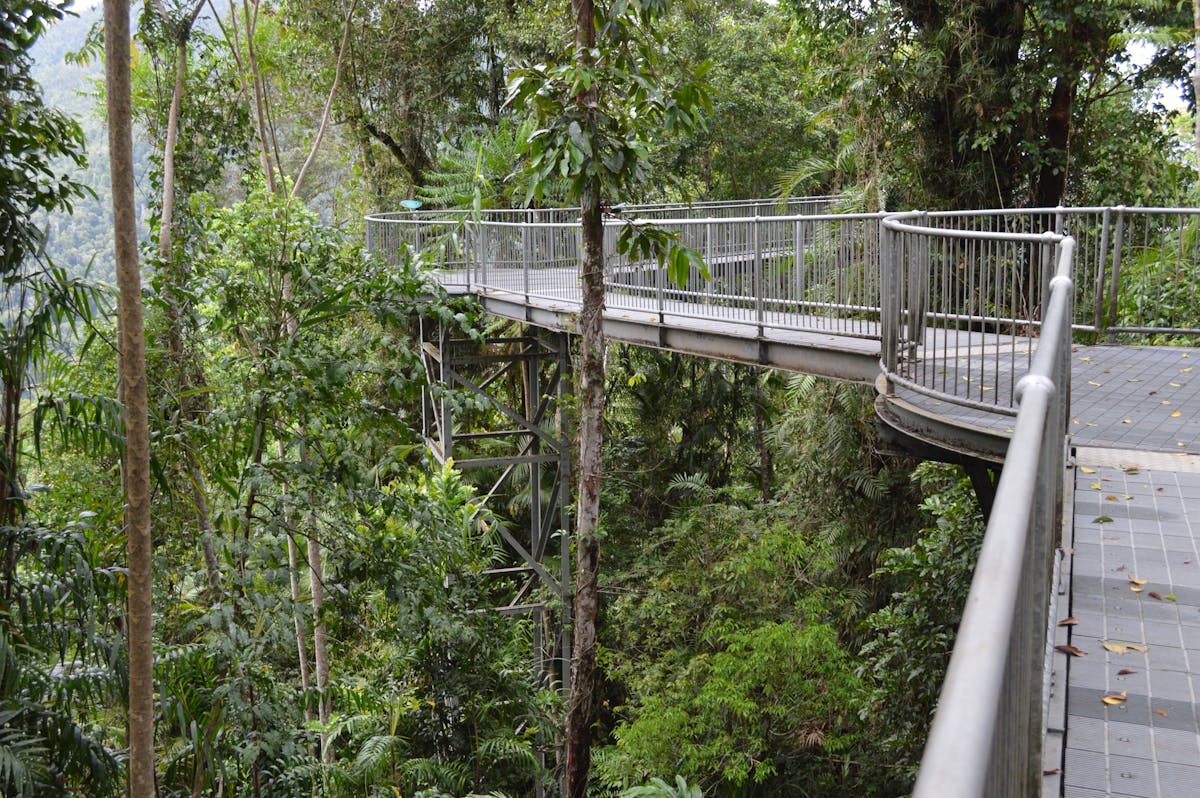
477 293 881 384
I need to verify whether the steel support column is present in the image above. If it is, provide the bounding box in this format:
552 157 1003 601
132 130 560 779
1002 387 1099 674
419 320 573 694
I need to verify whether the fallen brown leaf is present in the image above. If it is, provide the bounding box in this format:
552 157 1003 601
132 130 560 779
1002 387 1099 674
1149 591 1162 600
1055 644 1087 657
1128 576 1148 585
1057 616 1079 626
1156 709 1168 717
1102 690 1128 705
1117 668 1136 675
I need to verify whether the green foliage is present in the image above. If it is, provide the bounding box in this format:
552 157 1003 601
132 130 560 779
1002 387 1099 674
507 0 710 207
772 376 922 614
0 1 91 276
603 350 779 540
857 463 986 785
597 498 866 796
620 775 702 798
0 518 124 797
420 118 558 210
1111 215 1200 341
295 465 554 797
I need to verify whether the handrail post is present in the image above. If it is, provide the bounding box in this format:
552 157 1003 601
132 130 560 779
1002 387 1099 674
1094 207 1111 334
794 218 804 315
905 211 930 361
656 235 665 323
1106 205 1126 338
753 216 764 337
880 220 898 390
522 222 530 305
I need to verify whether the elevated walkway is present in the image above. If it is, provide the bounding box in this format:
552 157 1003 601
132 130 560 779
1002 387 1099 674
367 199 1200 796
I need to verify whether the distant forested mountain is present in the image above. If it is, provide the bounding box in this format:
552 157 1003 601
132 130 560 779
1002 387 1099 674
31 3 151 285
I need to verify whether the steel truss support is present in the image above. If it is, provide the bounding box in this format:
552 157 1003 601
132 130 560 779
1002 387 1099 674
419 319 572 693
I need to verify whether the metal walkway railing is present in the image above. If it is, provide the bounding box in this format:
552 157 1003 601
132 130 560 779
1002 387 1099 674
365 199 1200 796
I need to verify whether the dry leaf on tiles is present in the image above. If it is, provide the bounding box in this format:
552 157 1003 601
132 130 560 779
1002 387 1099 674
1101 691 1128 705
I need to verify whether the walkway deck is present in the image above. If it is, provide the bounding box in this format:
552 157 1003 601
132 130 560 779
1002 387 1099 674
429 264 1200 795
1054 347 1200 798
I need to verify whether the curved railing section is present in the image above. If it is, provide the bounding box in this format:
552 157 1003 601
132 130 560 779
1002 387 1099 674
881 214 1066 414
915 206 1200 338
890 216 1076 796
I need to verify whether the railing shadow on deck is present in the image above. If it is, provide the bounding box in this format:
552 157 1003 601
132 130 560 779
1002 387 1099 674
366 199 1200 796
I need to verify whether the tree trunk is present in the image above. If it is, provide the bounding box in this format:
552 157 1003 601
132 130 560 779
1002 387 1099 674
287 532 313 724
562 2 603 793
563 182 604 798
753 369 771 499
291 0 357 199
0 380 20 530
1036 73 1074 209
1193 0 1200 172
239 0 279 193
153 0 221 596
308 530 332 762
104 0 155 794
158 38 187 261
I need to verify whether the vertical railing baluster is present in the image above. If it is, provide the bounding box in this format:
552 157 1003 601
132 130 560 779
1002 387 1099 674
1107 205 1125 335
753 216 763 337
1094 207 1111 333
521 222 530 305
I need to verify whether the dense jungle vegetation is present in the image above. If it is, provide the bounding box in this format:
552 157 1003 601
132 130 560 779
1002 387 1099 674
3 0 1196 794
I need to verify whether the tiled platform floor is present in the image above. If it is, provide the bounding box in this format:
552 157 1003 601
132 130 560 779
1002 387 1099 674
1062 463 1200 797
1071 347 1200 452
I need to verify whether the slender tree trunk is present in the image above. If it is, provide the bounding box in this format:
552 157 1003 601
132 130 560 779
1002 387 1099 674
562 2 603 794
1193 0 1200 171
158 39 187 261
287 531 313 723
291 0 357 199
105 1 155 795
0 380 20 529
153 0 219 595
191 464 223 593
241 0 278 193
308 530 332 762
753 369 771 499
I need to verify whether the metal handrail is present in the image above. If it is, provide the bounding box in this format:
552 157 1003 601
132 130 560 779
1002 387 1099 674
366 204 1200 414
912 234 1075 797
